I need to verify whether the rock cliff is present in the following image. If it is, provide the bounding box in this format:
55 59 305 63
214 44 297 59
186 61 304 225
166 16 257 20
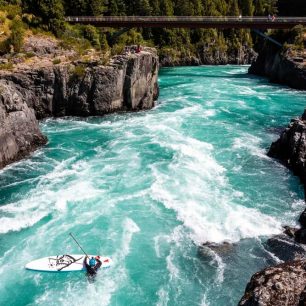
249 43 306 90
268 110 306 186
238 260 306 306
0 43 159 169
160 46 257 67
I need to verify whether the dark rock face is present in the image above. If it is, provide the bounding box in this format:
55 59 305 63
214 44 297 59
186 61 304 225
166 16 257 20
160 46 257 67
249 44 306 90
238 260 306 306
0 88 47 169
0 49 159 169
268 110 306 186
266 234 306 262
198 46 257 66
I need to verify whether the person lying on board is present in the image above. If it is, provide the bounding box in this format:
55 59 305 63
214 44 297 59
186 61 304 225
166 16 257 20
83 255 102 279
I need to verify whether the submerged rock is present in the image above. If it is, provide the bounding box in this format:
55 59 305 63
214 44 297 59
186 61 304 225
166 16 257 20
238 260 306 306
200 241 234 254
0 47 159 169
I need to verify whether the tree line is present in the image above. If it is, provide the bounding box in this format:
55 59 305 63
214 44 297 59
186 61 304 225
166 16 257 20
0 0 304 60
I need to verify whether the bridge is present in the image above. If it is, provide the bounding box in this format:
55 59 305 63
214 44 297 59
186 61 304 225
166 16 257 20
65 16 306 29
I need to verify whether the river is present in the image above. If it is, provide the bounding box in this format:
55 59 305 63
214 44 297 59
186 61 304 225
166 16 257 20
0 66 306 306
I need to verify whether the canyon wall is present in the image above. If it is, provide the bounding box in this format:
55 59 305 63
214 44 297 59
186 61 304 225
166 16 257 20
0 48 159 169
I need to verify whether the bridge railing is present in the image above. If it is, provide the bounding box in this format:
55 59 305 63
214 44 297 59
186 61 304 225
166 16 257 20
65 16 306 23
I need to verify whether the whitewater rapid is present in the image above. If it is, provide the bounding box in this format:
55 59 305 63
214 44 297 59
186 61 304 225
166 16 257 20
0 66 305 305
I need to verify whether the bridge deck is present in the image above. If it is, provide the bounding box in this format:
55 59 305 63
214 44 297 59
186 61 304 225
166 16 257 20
65 16 306 29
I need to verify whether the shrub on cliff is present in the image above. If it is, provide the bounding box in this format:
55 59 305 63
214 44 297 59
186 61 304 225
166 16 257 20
0 4 21 19
0 15 25 54
69 65 86 84
81 25 101 49
7 16 25 52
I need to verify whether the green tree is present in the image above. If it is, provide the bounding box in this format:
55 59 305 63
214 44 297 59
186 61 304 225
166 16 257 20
24 0 64 34
254 0 265 15
227 0 240 16
82 25 101 48
108 0 126 15
159 0 174 16
240 0 255 16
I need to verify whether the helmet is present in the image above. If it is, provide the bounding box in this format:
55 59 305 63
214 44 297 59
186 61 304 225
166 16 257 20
95 256 100 260
89 257 96 267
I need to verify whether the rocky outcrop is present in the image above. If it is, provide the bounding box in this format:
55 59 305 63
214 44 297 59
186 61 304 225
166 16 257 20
268 109 306 186
249 43 306 90
238 260 306 306
268 110 306 246
0 46 159 169
160 46 257 67
0 90 47 169
239 109 306 306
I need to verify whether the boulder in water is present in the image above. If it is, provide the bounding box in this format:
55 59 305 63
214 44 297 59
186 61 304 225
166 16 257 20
265 234 306 262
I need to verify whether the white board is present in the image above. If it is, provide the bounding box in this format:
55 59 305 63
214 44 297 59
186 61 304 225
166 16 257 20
25 254 112 272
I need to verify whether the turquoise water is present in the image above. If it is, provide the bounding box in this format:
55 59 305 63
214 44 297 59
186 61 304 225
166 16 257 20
0 66 306 306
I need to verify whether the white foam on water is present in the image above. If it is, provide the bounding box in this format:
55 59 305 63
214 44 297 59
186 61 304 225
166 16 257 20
232 134 269 160
0 162 101 234
202 109 217 118
166 249 179 281
0 212 48 234
34 276 118 306
120 218 140 258
200 294 210 306
150 132 282 245
156 288 170 306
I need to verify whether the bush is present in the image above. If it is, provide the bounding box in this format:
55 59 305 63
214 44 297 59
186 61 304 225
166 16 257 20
81 25 100 49
69 65 86 83
59 25 92 55
100 33 109 51
52 58 61 64
0 4 21 19
7 16 25 53
25 52 35 58
111 44 124 56
0 61 13 70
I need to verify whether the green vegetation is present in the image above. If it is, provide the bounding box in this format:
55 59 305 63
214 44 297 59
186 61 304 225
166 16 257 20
0 61 13 70
52 58 61 64
0 0 304 61
69 64 86 83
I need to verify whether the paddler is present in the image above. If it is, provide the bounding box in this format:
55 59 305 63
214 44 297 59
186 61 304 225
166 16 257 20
83 255 102 279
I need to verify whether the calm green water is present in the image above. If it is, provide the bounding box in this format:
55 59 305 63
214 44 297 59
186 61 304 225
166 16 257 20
0 66 306 306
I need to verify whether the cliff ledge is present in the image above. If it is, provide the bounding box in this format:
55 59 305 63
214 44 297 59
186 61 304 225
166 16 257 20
0 36 159 169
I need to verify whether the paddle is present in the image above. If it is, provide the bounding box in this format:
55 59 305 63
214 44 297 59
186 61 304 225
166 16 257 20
69 232 89 258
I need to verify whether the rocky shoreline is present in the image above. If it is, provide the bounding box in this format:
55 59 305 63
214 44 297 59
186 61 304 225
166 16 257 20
268 110 306 245
238 109 306 306
0 37 159 169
